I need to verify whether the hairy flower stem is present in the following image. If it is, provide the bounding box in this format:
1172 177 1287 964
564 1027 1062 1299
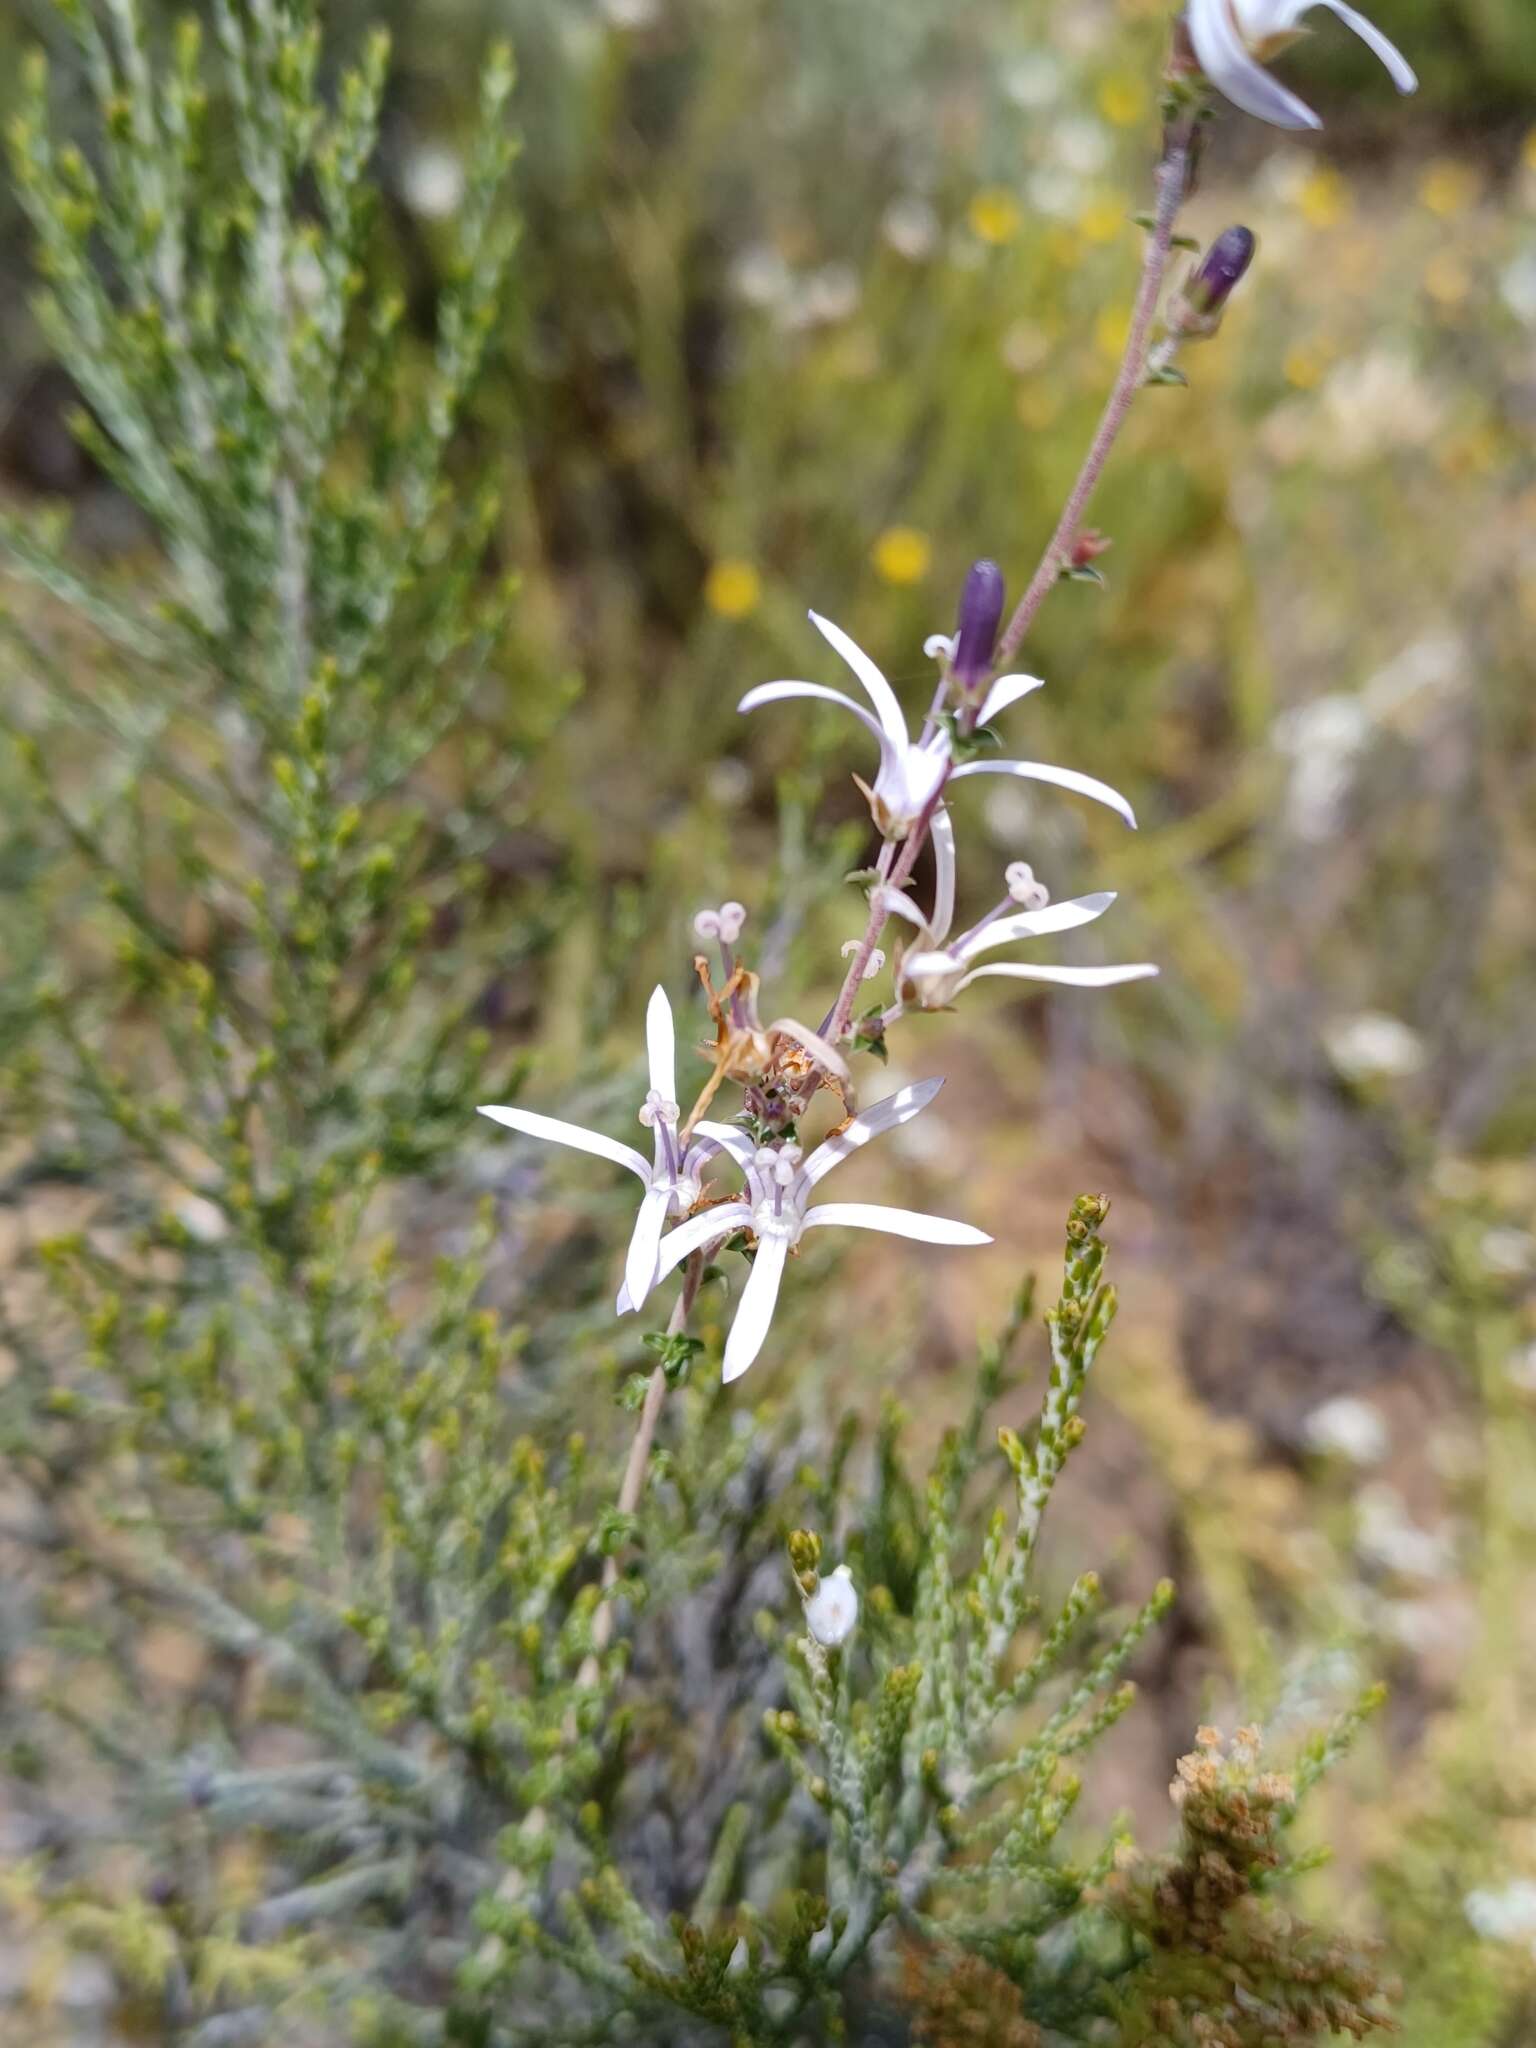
993 128 1193 673
580 1253 703 1684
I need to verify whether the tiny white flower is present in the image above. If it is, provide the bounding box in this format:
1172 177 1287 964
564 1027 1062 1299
1464 1880 1536 1945
884 808 1157 1012
740 612 1135 841
1324 1012 1426 1082
803 1564 859 1647
1481 1228 1535 1279
648 1077 990 1384
882 196 940 262
1303 1394 1388 1466
478 987 728 1315
1186 0 1417 132
398 142 467 222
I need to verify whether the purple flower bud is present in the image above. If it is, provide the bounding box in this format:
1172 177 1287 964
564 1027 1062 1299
1185 226 1256 319
951 559 1005 693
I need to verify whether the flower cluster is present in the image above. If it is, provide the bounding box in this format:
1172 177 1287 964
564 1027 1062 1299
481 570 1158 1381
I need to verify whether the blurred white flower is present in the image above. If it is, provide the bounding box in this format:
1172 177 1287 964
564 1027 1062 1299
782 264 861 332
1324 1012 1426 1082
1355 1484 1454 1582
1052 116 1111 177
730 243 794 309
803 1564 859 1646
398 142 466 222
1186 0 1416 132
599 0 659 25
1025 166 1085 222
882 197 940 262
740 613 1135 840
479 987 728 1315
1303 1394 1388 1465
1464 1880 1536 1945
1505 1343 1536 1394
1481 1228 1535 1279
1499 251 1536 326
1004 53 1063 111
649 1078 990 1382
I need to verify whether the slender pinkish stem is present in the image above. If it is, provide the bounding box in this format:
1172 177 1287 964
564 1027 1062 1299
993 132 1192 674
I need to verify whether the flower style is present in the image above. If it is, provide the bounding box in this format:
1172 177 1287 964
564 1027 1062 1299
478 986 721 1315
1185 0 1416 131
644 1077 991 1383
738 612 1136 838
883 807 1158 1011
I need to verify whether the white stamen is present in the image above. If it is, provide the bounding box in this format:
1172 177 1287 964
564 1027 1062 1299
1005 861 1050 910
638 1089 680 1129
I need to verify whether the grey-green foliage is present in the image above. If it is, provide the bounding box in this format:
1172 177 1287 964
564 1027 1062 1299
0 5 1391 2046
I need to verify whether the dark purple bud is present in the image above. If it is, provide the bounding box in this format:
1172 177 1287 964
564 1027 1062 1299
951 559 1005 692
1185 226 1256 319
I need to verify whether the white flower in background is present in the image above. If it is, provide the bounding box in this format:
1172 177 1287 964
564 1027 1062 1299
1186 0 1417 131
881 806 1157 1012
1324 1011 1426 1082
479 987 725 1315
739 612 1136 839
1464 1880 1536 1946
1303 1394 1388 1466
398 142 466 221
645 1077 990 1383
803 1564 859 1647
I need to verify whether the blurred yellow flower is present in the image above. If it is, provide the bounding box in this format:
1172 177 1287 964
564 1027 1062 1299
1046 226 1083 271
1297 168 1351 230
1423 252 1470 307
1418 159 1481 218
1283 344 1327 391
705 558 762 619
1017 385 1061 431
1079 194 1128 245
1098 75 1147 127
968 187 1022 245
871 527 932 585
1524 127 1536 176
1095 304 1131 360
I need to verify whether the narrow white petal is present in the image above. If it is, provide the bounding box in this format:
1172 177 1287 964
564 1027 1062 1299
738 678 889 751
690 1120 760 1170
808 611 910 754
623 1184 673 1314
653 1202 753 1283
477 1105 650 1180
950 757 1138 829
958 961 1160 990
1186 0 1322 127
928 802 956 945
645 985 676 1103
977 673 1046 725
723 1231 789 1383
878 888 931 933
956 892 1117 960
799 1076 944 1189
1318 0 1417 93
802 1201 992 1247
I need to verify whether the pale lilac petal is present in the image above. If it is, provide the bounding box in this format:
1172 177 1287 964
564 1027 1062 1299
690 1121 760 1170
477 1104 650 1181
927 803 956 945
808 612 909 754
645 985 676 1104
623 1184 673 1314
878 888 931 933
958 961 1160 991
799 1076 944 1190
1185 0 1322 127
722 1231 789 1384
977 673 1045 726
653 1202 753 1283
956 892 1117 961
949 757 1138 829
737 679 889 754
802 1201 992 1247
1319 1 1417 93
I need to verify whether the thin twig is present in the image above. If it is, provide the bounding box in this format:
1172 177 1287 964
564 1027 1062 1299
994 130 1192 673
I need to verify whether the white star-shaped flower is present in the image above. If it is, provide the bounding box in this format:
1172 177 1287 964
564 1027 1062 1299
738 612 1136 839
883 805 1158 1010
478 986 722 1315
644 1077 990 1384
1186 0 1416 131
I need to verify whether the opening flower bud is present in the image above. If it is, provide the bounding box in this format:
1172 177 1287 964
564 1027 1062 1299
951 558 1005 693
1183 226 1256 322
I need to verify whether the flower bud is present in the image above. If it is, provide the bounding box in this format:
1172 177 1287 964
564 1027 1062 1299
951 558 1005 693
1178 226 1256 334
803 1562 858 1646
